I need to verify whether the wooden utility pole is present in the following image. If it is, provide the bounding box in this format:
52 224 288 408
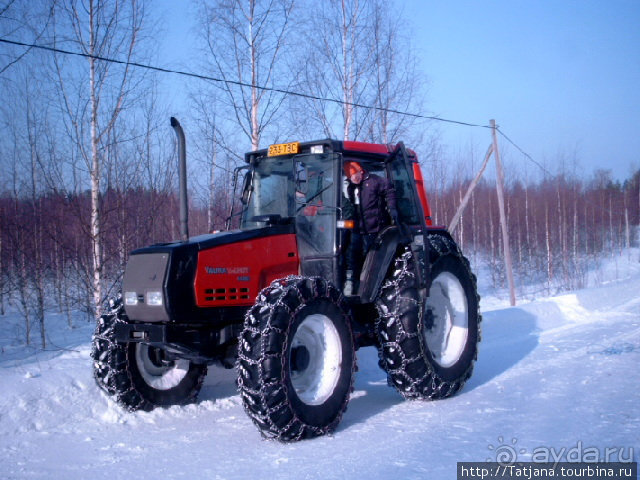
447 119 518 306
449 144 494 233
491 119 517 306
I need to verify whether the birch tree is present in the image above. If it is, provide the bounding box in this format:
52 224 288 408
52 0 145 318
25 77 47 347
192 91 228 232
298 0 424 143
367 0 424 144
198 0 295 152
300 0 373 140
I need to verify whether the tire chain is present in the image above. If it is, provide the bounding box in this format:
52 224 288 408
90 296 150 410
91 296 126 396
374 233 482 400
90 297 206 412
236 275 356 442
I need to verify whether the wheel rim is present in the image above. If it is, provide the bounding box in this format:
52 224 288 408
135 344 189 390
289 313 343 406
423 271 469 368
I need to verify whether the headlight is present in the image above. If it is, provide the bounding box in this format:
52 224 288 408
124 291 138 306
146 291 163 306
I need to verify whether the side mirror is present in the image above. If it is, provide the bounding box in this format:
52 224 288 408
295 163 308 195
241 170 253 204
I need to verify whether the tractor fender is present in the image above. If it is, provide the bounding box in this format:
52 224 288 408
358 226 402 303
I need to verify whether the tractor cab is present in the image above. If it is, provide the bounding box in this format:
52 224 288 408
232 139 431 300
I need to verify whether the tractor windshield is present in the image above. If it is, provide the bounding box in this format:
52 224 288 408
241 156 295 229
241 153 339 230
241 153 340 276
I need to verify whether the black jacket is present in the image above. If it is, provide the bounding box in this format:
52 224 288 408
346 173 398 234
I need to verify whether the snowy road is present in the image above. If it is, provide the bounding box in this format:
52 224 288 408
1 256 639 479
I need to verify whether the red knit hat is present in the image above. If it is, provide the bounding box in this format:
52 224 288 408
343 161 363 177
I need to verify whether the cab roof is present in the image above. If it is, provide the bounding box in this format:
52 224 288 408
245 139 416 164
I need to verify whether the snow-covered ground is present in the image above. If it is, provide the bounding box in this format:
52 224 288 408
1 251 639 479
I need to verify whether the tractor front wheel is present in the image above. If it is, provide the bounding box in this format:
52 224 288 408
91 298 207 411
237 276 355 441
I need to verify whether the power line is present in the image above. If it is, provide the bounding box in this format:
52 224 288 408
2 37 556 178
2 40 627 227
1 37 491 129
496 127 553 178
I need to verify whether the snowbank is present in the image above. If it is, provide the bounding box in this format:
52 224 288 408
1 252 638 479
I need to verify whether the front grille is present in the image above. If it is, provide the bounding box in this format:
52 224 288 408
203 287 251 302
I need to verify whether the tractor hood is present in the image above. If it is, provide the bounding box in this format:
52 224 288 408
131 223 294 255
123 224 297 323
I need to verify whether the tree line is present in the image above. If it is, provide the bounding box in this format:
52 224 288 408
1 0 638 347
2 163 638 338
434 163 640 296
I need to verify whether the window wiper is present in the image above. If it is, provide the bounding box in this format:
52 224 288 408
296 183 333 212
251 214 294 225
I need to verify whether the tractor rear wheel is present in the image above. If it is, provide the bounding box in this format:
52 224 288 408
237 276 355 441
375 234 481 400
91 298 207 411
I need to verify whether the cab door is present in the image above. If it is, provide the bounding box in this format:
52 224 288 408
294 153 340 284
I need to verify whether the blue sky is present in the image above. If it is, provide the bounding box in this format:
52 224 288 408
156 0 640 181
404 0 640 181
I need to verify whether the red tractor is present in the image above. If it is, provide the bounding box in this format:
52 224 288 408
91 126 481 442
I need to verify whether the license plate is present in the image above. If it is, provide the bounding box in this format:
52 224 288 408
268 142 300 156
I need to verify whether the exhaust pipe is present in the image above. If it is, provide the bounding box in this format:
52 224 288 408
170 117 189 242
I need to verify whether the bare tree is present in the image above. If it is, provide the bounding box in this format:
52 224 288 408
191 90 228 233
0 56 56 346
198 0 295 151
0 1 55 76
296 0 425 143
52 0 145 317
367 0 425 144
298 0 373 140
25 76 47 347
